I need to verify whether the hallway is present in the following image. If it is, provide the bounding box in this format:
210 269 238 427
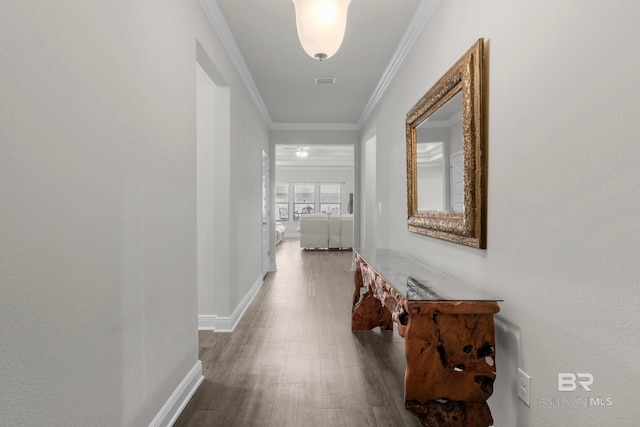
175 238 421 426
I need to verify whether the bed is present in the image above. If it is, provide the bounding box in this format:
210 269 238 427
275 222 287 245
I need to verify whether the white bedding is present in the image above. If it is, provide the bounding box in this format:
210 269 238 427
275 222 286 245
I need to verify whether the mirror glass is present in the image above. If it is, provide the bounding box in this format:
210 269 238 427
415 91 463 212
406 39 486 248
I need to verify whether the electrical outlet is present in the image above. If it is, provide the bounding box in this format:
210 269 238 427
517 368 531 407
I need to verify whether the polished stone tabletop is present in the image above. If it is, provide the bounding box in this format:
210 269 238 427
354 248 502 302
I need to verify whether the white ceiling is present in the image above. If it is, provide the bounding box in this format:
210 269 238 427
200 0 440 130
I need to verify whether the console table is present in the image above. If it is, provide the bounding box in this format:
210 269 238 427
351 248 501 427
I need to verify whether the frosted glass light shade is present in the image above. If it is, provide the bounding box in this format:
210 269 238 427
292 0 351 60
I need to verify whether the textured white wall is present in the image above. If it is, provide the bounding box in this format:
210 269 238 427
229 106 270 309
361 1 640 426
0 1 268 425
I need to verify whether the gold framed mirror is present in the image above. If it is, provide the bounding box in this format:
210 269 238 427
406 38 486 248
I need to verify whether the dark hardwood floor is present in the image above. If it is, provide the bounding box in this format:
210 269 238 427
174 238 421 427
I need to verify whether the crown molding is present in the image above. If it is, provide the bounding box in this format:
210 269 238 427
199 0 440 132
357 0 440 127
270 122 360 131
198 0 273 126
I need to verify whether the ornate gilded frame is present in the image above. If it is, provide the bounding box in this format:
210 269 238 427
406 39 486 248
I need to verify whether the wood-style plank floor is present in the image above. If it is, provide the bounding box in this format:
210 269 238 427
174 238 421 427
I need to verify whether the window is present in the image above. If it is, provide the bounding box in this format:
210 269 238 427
275 184 289 221
294 184 315 220
320 184 341 215
276 183 344 221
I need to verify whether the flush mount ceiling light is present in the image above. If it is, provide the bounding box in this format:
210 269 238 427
295 146 309 158
292 0 351 61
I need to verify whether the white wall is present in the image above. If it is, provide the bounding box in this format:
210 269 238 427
417 164 444 210
361 1 640 426
229 97 269 311
0 1 268 425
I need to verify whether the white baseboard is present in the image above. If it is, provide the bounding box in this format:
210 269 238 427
149 360 204 427
198 274 265 332
197 315 217 330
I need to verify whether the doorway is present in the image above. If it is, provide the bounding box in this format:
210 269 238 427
262 150 270 275
196 62 216 318
273 143 355 268
195 51 231 330
362 135 376 248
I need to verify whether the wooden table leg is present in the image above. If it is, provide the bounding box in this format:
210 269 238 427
403 303 498 427
351 258 393 331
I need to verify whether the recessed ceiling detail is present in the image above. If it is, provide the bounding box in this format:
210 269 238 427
276 144 354 168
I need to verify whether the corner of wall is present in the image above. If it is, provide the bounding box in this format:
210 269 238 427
197 273 265 332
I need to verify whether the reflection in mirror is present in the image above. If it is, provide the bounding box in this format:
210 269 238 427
415 91 463 212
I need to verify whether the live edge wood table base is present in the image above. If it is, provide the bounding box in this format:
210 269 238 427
351 249 501 427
